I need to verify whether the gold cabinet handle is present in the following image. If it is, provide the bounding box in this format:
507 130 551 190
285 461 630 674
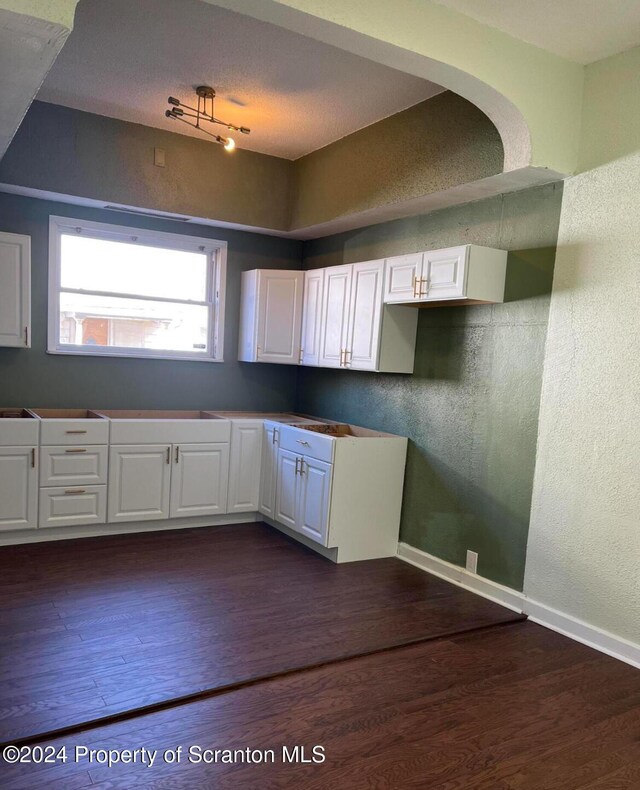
272 428 278 445
64 489 86 495
31 448 36 468
175 445 180 463
299 348 304 364
296 439 310 447
344 349 352 366
166 446 171 464
299 458 305 476
340 349 345 366
412 274 418 298
65 448 87 453
65 430 87 435
419 278 428 298
294 457 300 475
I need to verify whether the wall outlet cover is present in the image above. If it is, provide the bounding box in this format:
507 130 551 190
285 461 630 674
466 550 478 574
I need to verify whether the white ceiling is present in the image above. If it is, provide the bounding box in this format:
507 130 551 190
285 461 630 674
37 0 442 160
434 0 640 64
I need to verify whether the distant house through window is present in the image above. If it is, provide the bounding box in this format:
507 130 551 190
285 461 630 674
48 216 226 362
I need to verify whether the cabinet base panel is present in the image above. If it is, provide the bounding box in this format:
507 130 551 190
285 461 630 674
261 515 338 563
0 512 260 546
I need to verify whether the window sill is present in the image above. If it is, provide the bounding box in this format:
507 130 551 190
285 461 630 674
46 348 224 364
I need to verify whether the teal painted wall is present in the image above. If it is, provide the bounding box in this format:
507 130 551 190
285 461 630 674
296 182 563 590
0 192 302 410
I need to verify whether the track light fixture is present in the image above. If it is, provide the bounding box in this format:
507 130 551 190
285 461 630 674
165 86 250 152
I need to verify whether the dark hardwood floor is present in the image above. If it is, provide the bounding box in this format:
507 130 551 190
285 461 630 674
0 523 523 743
4 621 640 789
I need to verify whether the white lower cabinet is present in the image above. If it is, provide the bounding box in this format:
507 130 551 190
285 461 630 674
275 446 333 546
274 447 300 530
258 422 279 519
170 443 229 518
0 446 38 531
108 444 172 523
227 420 263 513
297 455 332 545
39 485 106 528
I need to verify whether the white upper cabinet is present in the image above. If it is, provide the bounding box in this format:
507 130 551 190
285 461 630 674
383 245 507 305
300 268 324 366
238 269 304 365
318 265 352 369
345 260 384 371
0 232 31 348
383 253 423 304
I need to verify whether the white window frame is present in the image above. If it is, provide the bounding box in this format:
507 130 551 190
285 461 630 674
48 216 226 363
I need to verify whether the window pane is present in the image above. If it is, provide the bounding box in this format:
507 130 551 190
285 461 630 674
59 292 210 354
60 234 209 301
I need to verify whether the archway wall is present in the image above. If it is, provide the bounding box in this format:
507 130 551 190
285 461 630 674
210 0 584 176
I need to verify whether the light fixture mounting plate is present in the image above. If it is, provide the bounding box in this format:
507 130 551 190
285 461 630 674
196 85 216 99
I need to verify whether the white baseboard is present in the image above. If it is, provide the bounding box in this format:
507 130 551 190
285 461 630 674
0 512 259 546
525 599 640 670
397 542 640 670
397 542 525 613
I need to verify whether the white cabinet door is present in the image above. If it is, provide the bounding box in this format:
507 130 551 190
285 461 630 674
108 445 171 523
259 423 278 518
274 447 300 530
300 268 324 366
383 253 423 304
227 421 263 513
0 446 37 530
422 246 467 300
0 232 30 348
170 443 229 518
319 265 352 368
298 456 332 546
256 270 304 364
346 259 384 371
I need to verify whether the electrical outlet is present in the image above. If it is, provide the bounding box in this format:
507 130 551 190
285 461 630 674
154 147 166 167
466 550 478 574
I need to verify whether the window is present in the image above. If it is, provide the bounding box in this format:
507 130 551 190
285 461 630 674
48 217 226 362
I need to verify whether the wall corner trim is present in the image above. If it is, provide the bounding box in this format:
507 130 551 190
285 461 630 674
397 542 640 670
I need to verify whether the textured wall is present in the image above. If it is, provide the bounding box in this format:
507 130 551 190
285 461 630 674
579 45 640 172
0 102 295 231
525 154 640 643
291 92 503 229
0 192 302 410
296 182 563 589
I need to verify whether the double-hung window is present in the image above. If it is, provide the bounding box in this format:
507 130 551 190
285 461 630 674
48 216 226 362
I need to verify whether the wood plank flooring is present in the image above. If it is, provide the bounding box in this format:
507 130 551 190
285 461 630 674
0 523 522 743
4 621 640 789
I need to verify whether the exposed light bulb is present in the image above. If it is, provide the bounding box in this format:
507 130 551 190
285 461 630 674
224 137 236 152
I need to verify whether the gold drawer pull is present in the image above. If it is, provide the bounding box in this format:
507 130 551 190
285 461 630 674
65 448 88 453
65 430 87 435
64 489 86 495
296 439 310 446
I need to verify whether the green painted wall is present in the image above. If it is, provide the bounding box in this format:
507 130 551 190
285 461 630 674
296 182 563 590
0 192 302 411
0 102 295 232
291 91 503 229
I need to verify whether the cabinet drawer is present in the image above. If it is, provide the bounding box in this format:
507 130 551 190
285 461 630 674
40 445 108 487
39 485 106 528
279 425 334 463
40 419 109 446
0 415 39 447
